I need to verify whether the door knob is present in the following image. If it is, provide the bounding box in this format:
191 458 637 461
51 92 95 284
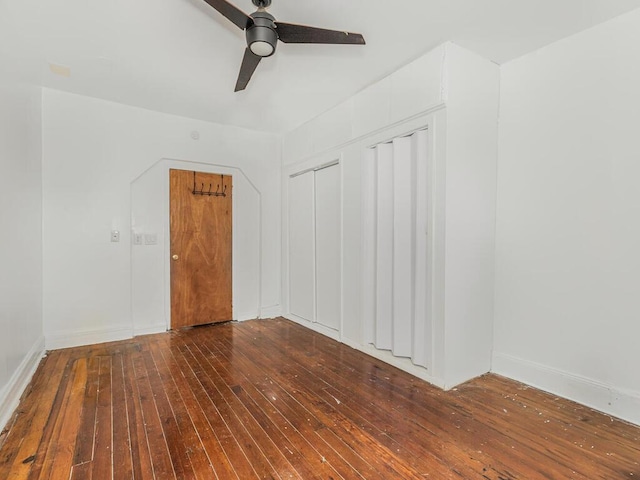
172 254 179 261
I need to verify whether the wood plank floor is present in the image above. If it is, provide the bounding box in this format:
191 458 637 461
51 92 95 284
1 318 639 479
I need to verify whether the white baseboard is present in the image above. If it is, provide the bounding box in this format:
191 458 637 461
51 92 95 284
260 305 282 319
492 352 640 427
342 337 446 390
133 324 167 337
283 314 341 342
235 311 260 322
45 325 133 350
0 336 45 432
282 315 446 389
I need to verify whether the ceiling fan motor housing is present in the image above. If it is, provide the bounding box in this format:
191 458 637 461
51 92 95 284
247 11 278 57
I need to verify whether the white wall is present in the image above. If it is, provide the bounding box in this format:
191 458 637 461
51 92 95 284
494 8 640 425
282 43 500 389
131 161 166 335
42 89 281 349
0 82 45 429
442 44 500 387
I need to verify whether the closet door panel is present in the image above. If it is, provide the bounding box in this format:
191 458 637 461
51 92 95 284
375 143 394 350
289 172 315 321
315 164 341 331
392 136 415 357
362 149 377 344
413 130 431 368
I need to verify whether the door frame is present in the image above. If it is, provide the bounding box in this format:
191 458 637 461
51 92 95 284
131 158 264 336
164 163 237 330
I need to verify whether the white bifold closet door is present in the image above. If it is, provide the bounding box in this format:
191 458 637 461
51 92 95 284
288 164 341 332
363 129 431 369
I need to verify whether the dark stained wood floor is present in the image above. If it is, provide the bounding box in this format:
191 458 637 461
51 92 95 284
1 318 639 479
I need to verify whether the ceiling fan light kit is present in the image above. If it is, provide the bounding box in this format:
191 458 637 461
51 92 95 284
247 11 277 57
201 0 365 91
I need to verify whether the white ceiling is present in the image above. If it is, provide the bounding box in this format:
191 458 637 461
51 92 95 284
2 0 640 134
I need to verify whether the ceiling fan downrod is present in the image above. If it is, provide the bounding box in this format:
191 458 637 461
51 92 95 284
252 0 271 8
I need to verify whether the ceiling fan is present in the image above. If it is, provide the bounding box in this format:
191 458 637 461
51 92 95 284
201 0 366 91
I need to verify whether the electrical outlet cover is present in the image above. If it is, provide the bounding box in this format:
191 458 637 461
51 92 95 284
144 233 158 245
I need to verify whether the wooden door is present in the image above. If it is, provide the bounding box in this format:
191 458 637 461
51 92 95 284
170 169 232 329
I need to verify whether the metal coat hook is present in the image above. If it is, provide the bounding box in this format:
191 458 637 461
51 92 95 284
192 172 227 197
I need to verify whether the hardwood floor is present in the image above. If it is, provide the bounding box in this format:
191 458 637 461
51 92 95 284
1 318 638 479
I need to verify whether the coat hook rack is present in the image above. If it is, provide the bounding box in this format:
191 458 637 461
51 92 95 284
192 171 227 197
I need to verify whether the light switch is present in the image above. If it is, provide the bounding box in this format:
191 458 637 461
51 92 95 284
111 230 120 242
133 233 143 245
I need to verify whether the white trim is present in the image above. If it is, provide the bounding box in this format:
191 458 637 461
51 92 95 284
493 352 640 427
259 305 282 319
341 337 445 390
289 159 340 178
133 324 167 337
0 336 46 432
45 326 133 350
235 310 259 321
338 155 346 341
284 314 340 342
285 103 447 167
162 164 244 329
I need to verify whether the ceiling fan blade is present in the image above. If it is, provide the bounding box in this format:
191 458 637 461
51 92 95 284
201 0 252 30
235 48 262 92
275 22 365 45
